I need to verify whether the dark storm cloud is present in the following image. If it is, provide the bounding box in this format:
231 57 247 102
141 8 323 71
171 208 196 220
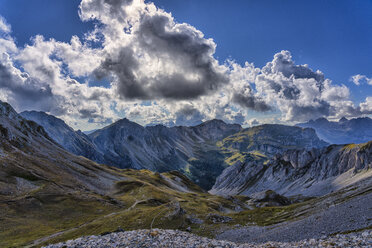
94 47 148 99
92 6 228 100
79 108 100 119
232 92 272 112
287 101 331 121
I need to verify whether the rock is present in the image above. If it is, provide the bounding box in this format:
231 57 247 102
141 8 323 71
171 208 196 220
248 190 291 207
42 228 372 248
186 215 204 224
206 213 233 223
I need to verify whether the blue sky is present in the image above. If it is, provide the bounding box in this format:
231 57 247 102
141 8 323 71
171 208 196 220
0 0 371 129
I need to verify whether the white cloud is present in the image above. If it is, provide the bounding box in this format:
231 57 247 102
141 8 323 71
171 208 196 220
252 50 371 122
0 16 11 33
350 74 372 86
79 0 230 100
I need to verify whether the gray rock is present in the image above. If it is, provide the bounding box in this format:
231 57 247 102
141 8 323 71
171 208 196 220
207 213 233 223
211 141 372 197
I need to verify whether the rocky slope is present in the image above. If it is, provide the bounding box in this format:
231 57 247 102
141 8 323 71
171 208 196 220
211 141 372 196
43 229 372 248
0 100 127 199
297 117 372 144
20 111 104 163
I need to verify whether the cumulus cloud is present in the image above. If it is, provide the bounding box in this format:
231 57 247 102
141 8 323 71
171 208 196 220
80 0 228 100
0 2 370 129
252 50 371 122
360 97 372 113
0 24 115 129
350 74 372 86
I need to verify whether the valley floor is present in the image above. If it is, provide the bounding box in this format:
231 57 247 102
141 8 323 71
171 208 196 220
43 229 371 248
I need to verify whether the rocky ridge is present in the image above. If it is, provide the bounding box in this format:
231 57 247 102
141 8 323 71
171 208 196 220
211 141 372 196
20 110 104 162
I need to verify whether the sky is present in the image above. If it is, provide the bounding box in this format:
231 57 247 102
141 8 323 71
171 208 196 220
0 0 371 130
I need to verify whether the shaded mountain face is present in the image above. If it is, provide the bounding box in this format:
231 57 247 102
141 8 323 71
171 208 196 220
217 124 329 165
210 141 372 197
20 111 333 191
297 117 372 144
20 112 242 189
0 101 124 197
20 111 105 163
88 118 242 189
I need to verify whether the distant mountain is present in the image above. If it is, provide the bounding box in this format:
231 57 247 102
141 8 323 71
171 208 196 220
20 111 331 191
88 118 242 189
20 111 104 163
217 124 329 165
20 112 242 189
83 129 98 135
210 141 372 197
297 117 372 144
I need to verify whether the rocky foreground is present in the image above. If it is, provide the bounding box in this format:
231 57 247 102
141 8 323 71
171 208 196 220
43 229 371 248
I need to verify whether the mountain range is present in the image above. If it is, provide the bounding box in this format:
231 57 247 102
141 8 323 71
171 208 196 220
0 100 242 246
20 110 328 190
297 117 372 144
1 100 371 247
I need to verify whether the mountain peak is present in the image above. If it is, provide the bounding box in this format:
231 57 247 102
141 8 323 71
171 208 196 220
197 119 226 127
0 100 18 119
111 117 144 129
315 117 329 123
339 117 348 123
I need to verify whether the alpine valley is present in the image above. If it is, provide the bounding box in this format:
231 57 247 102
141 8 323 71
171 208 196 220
1 100 371 247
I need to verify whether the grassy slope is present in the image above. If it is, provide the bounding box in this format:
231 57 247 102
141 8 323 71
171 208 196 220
1 158 370 247
0 144 305 248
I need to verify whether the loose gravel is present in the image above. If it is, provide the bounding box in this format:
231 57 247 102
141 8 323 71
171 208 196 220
217 191 372 243
43 229 371 248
